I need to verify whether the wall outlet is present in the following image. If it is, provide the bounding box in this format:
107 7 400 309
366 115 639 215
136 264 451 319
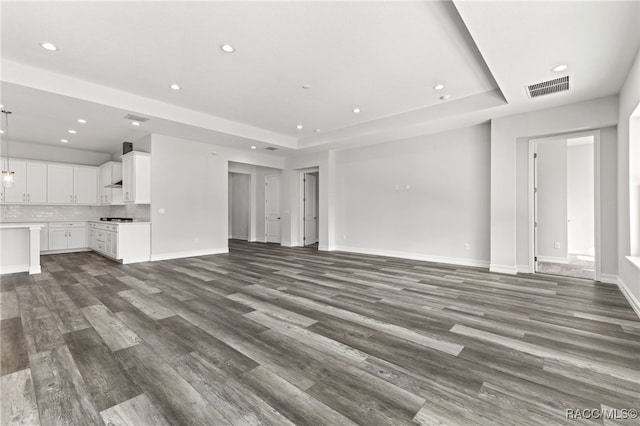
464 243 470 251
554 242 561 249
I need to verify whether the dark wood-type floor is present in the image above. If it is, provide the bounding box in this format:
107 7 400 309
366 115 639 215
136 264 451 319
1 240 639 425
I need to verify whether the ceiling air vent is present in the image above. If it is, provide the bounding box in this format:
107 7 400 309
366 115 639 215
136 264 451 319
527 75 570 98
123 114 149 122
264 147 278 151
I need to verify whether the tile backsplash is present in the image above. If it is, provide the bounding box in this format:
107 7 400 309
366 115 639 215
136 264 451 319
1 204 151 222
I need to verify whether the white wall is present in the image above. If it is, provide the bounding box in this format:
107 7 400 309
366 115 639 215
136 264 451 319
493 95 618 275
3 140 111 165
567 142 595 255
149 133 284 260
536 140 568 262
334 124 491 267
618 48 640 315
229 172 250 240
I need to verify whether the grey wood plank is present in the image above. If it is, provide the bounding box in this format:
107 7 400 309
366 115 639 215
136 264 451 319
1 318 29 376
113 343 231 426
99 393 170 426
80 304 141 351
239 365 358 426
29 345 102 425
0 291 19 320
63 327 142 412
117 289 175 320
0 368 40 426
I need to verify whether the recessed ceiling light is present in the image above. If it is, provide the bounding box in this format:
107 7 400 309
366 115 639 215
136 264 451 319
302 84 312 90
352 108 361 114
77 119 87 124
314 129 321 133
131 121 141 126
251 146 257 150
552 64 568 72
0 105 4 108
169 83 181 91
296 124 303 130
433 84 445 91
440 95 450 101
68 129 77 134
0 130 4 134
40 42 58 51
220 44 235 53
60 139 68 143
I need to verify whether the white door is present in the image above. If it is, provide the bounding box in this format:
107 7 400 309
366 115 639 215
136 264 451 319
48 164 74 203
74 167 98 204
68 228 87 249
4 160 27 203
27 162 47 203
265 175 281 243
49 229 68 250
304 173 318 245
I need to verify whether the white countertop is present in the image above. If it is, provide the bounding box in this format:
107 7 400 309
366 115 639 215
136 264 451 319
89 220 150 225
0 222 45 229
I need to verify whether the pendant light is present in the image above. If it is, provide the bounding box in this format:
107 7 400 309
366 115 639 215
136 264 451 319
1 110 14 188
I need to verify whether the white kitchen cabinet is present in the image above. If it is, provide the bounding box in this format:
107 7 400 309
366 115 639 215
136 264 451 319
122 151 150 204
3 160 27 203
48 164 98 204
47 164 74 203
26 162 47 203
89 221 150 263
48 222 87 251
99 161 123 204
40 223 49 252
74 166 98 204
0 160 47 204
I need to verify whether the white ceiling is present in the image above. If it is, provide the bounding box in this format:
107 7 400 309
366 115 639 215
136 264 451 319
1 1 638 155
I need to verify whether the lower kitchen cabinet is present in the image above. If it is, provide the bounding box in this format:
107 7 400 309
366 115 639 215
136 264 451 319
48 222 87 251
89 221 150 264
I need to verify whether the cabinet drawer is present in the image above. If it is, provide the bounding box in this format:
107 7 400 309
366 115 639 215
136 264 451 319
96 241 106 252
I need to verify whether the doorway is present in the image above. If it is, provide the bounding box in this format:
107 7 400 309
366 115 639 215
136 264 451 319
228 172 251 241
532 134 596 280
265 174 281 243
303 172 319 247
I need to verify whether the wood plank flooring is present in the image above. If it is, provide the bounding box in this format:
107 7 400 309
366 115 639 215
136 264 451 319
1 240 639 425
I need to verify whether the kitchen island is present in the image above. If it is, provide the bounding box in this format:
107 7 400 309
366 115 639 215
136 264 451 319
0 222 44 274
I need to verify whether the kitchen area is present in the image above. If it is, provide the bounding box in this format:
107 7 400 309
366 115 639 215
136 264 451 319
0 145 152 274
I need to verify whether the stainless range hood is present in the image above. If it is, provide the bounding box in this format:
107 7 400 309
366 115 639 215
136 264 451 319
104 180 123 188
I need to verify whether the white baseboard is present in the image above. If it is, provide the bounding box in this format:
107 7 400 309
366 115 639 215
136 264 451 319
42 248 91 255
0 264 30 275
517 264 533 274
230 235 248 240
489 264 518 275
616 276 640 319
536 256 569 264
318 244 332 251
598 274 618 285
254 237 267 243
151 248 228 261
29 265 42 274
335 245 489 268
568 248 594 256
280 241 299 247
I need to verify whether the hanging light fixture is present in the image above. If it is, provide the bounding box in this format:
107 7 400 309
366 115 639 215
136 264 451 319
2 110 15 188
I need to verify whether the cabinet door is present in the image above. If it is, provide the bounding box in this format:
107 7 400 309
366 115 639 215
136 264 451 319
3 160 27 203
74 167 98 204
48 164 74 203
100 164 112 204
40 226 49 252
27 162 47 203
49 229 69 250
88 229 96 250
122 156 133 202
68 228 87 249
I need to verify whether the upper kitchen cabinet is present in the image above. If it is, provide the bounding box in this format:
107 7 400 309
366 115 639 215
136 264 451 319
122 151 150 204
1 159 47 203
99 161 123 204
48 164 98 204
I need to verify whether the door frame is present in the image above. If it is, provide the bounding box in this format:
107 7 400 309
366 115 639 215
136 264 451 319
228 172 252 241
527 130 601 280
297 167 319 247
